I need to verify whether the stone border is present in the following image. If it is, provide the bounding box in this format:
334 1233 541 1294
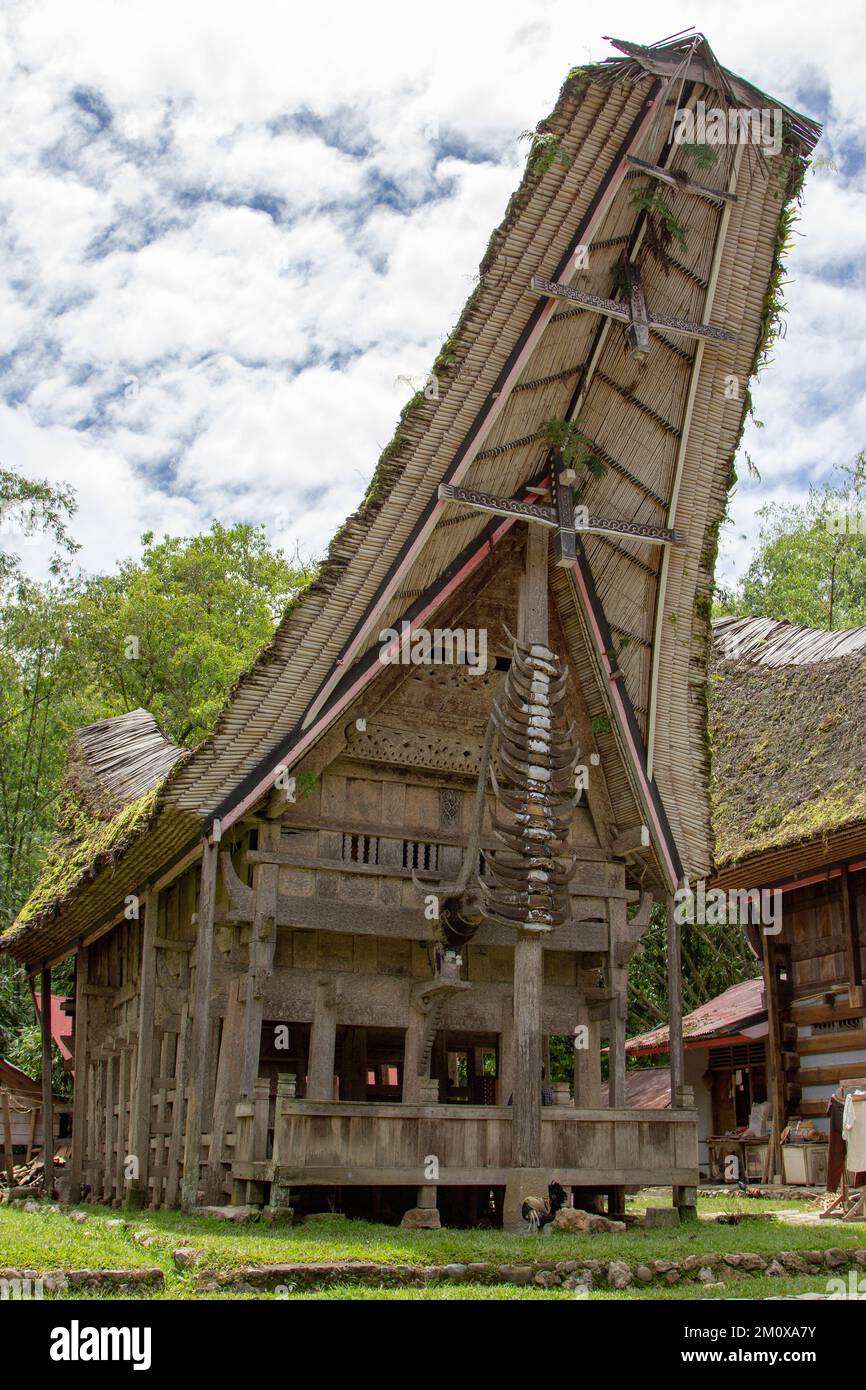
0 1267 164 1294
191 1248 866 1293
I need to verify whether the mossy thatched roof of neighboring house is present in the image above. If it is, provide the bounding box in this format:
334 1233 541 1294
710 617 866 871
2 710 184 946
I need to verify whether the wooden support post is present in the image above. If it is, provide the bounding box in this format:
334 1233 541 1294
114 1045 129 1207
69 946 90 1201
608 900 628 1108
762 931 787 1184
181 840 218 1211
39 965 55 1198
573 971 601 1108
841 864 865 1008
128 894 158 1207
239 822 281 1100
401 1006 425 1104
308 979 339 1101
511 524 548 1170
103 1053 115 1203
164 1006 188 1209
666 894 684 1104
2 1087 13 1185
205 975 247 1202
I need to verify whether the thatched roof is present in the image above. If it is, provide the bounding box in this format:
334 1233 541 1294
710 617 866 880
3 34 821 966
3 711 184 948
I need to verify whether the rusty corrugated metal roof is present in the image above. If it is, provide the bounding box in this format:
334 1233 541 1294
626 976 765 1055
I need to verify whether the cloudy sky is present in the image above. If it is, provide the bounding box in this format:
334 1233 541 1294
1 0 863 590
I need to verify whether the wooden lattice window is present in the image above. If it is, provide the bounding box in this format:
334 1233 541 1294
342 833 379 865
403 840 439 872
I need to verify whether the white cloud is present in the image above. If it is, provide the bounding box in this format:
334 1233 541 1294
0 0 863 600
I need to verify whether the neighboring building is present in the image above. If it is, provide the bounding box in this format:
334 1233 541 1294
622 977 768 1176
710 616 866 1178
0 1056 71 1158
0 38 818 1223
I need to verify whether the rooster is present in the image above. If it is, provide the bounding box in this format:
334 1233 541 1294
522 1180 568 1232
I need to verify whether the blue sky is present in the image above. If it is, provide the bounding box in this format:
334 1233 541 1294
1 0 864 591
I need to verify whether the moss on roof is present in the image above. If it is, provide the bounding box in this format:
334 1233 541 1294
709 651 866 867
2 784 162 942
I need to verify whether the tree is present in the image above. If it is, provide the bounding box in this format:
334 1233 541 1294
72 523 315 747
0 465 78 581
717 456 866 628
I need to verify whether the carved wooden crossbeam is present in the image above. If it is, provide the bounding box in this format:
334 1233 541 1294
625 154 738 205
530 271 736 361
438 483 685 553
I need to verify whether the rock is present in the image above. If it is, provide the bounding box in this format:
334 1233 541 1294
665 1270 680 1284
685 1253 720 1270
723 1253 743 1267
262 1207 294 1226
303 1212 347 1223
400 1207 441 1230
199 1282 220 1292
194 1205 259 1224
505 1265 533 1286
173 1247 207 1269
643 1207 680 1228
766 1261 786 1277
466 1263 491 1277
41 1271 68 1293
68 1211 88 1224
443 1264 467 1280
23 1201 41 1213
696 1267 716 1283
552 1207 592 1233
778 1252 808 1273
105 1219 128 1231
824 1248 849 1268
635 1264 654 1284
533 1270 561 1287
555 1260 579 1274
131 1228 150 1243
588 1215 626 1234
653 1260 680 1275
607 1260 632 1289
739 1254 767 1272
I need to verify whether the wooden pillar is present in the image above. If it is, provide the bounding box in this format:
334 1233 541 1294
69 945 90 1201
665 893 684 1104
762 930 786 1183
239 821 281 1099
181 839 218 1211
607 898 628 1107
2 1087 13 1185
841 864 865 1008
128 893 158 1207
308 979 339 1101
511 524 548 1170
573 970 601 1108
205 974 247 1201
402 1008 424 1104
39 965 55 1198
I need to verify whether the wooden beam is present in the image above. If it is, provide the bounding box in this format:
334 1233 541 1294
665 895 684 1106
181 840 218 1211
128 891 158 1207
625 154 738 204
612 824 651 855
840 863 865 1008
239 821 281 1100
39 965 55 1198
68 945 89 1201
762 934 787 1182
307 979 339 1101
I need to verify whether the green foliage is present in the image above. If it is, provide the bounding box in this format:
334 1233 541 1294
629 183 688 268
6 1022 72 1098
71 522 314 747
716 456 866 629
541 419 607 489
0 465 79 581
519 129 572 177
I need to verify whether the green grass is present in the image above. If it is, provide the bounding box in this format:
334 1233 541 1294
1 1192 862 1302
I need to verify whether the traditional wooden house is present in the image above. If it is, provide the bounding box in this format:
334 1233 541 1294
711 616 866 1182
1 36 819 1225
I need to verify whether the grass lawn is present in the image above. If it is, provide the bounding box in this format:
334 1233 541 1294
1 1190 863 1300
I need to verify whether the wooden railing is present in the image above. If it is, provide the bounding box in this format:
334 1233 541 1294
229 1096 698 1189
